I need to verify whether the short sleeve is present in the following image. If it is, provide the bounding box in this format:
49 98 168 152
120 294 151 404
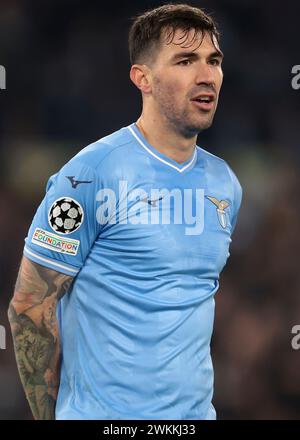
24 159 101 276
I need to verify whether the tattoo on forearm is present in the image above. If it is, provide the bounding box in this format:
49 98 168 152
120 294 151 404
8 258 73 420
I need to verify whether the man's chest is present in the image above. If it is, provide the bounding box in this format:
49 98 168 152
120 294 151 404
93 170 234 276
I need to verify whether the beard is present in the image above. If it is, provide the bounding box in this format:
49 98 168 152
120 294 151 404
152 77 217 138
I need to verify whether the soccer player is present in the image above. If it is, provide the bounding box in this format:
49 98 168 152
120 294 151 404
8 4 242 420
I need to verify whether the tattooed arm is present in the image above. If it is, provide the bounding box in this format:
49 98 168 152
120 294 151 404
8 256 73 420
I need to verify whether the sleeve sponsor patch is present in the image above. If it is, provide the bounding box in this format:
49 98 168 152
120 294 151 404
31 228 80 255
48 197 84 234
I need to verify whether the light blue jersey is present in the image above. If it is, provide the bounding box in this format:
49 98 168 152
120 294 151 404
24 123 242 420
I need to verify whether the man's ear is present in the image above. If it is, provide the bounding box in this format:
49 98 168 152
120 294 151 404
130 64 152 94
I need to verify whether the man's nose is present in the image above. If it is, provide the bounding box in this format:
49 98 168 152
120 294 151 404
195 62 216 87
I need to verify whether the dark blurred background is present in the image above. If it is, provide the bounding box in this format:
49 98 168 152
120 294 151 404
1 0 300 420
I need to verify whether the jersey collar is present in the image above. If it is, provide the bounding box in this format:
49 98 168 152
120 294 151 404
127 123 198 174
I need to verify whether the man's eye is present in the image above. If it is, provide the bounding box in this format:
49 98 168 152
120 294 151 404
177 59 192 66
209 59 221 66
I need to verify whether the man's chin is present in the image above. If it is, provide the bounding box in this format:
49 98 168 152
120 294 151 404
171 114 215 138
185 118 214 136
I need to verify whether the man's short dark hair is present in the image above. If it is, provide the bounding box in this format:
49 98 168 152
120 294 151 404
128 3 220 65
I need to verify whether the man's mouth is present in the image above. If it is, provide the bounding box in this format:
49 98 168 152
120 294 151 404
191 94 215 111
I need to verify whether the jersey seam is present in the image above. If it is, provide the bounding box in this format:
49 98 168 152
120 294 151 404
75 139 135 172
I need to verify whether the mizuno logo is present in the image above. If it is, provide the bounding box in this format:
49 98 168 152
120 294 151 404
66 176 92 189
206 196 230 229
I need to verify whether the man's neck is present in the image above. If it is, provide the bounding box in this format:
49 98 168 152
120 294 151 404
136 115 197 164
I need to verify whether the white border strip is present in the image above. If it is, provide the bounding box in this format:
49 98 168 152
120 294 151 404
128 126 196 173
24 246 79 274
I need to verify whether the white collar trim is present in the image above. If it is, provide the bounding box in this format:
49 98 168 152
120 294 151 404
128 126 197 173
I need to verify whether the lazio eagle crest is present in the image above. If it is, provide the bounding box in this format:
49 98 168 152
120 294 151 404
206 196 230 229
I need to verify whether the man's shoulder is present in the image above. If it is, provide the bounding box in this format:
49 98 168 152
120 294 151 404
197 145 241 190
69 125 134 171
197 144 227 167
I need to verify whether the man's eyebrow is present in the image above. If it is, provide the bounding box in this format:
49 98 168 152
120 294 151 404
171 51 199 61
171 50 224 61
209 50 224 60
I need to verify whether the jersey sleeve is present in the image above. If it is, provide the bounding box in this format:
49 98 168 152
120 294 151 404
23 159 101 276
231 180 242 233
226 163 243 234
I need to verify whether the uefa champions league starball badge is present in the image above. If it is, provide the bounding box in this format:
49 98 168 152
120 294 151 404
48 197 84 234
